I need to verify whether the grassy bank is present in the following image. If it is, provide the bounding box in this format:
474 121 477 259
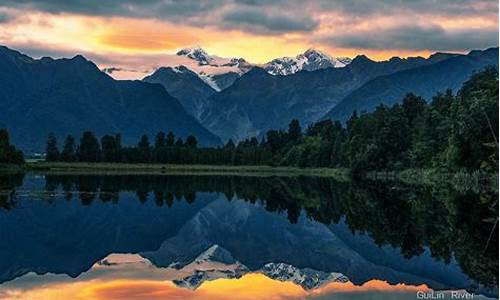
26 161 351 179
15 162 499 192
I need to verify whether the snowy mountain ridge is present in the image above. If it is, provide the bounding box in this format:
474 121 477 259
263 48 351 75
261 262 349 289
173 47 253 90
166 245 349 290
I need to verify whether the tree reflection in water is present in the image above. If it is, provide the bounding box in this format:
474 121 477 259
1 173 497 288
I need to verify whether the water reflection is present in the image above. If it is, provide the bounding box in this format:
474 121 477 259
0 173 497 298
4 253 490 300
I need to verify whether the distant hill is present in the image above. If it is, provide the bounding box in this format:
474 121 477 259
0 46 221 152
323 47 499 122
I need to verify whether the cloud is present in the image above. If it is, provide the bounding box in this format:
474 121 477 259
0 0 223 19
324 24 499 51
0 12 12 23
0 0 497 37
221 8 318 33
0 0 319 34
0 0 496 64
101 67 123 74
1 0 498 21
317 0 498 17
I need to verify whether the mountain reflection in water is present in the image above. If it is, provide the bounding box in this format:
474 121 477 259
0 173 497 299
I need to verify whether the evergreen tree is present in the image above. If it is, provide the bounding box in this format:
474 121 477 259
175 138 184 147
79 131 100 162
155 131 166 149
101 135 118 162
402 93 426 126
224 139 236 149
166 131 175 146
0 129 24 164
288 119 302 142
60 135 76 162
0 129 8 149
138 135 150 149
45 133 59 162
185 135 198 148
138 134 151 162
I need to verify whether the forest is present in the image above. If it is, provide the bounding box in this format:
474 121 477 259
1 68 498 174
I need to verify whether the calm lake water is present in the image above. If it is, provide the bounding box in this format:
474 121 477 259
0 173 497 300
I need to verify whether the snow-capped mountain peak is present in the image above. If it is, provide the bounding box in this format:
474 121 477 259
137 46 353 92
164 244 350 291
263 48 351 75
171 47 252 90
261 262 349 290
176 47 215 66
337 57 353 65
302 48 333 61
170 245 249 290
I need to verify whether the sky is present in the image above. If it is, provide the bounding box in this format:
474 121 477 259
0 0 497 76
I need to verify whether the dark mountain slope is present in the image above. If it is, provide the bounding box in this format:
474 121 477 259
143 66 216 120
324 47 499 122
0 46 221 152
200 53 454 141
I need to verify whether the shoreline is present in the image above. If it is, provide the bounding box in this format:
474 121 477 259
3 163 497 192
22 162 351 179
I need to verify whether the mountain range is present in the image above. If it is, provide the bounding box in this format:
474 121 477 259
168 244 349 290
0 46 221 152
143 47 352 91
324 47 499 122
197 51 477 141
0 44 497 151
186 47 497 141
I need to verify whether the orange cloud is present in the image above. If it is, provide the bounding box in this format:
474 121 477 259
313 279 431 295
1 273 436 300
0 4 496 73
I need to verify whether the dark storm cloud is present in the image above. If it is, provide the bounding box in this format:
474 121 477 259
0 0 223 18
0 0 497 51
0 0 320 33
232 0 497 17
327 24 499 51
323 0 498 16
0 0 497 19
222 8 318 33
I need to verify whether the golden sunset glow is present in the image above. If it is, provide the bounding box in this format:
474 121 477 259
0 252 438 300
0 11 309 63
1 273 437 300
0 0 497 73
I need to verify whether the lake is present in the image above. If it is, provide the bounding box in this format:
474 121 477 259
0 173 497 300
